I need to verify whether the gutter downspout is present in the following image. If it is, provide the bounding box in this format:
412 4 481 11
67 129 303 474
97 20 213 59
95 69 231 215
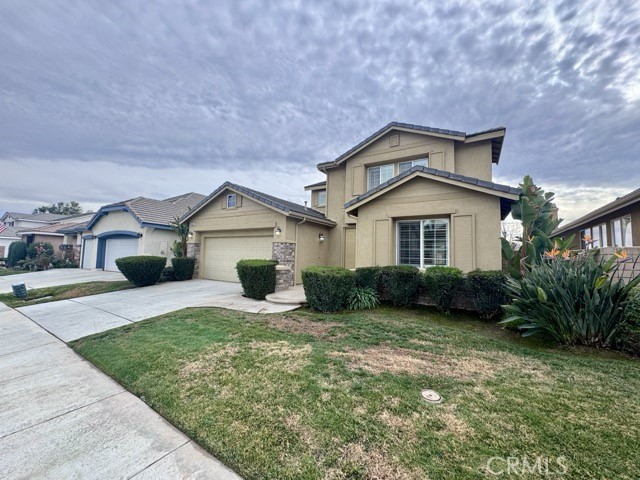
294 218 307 285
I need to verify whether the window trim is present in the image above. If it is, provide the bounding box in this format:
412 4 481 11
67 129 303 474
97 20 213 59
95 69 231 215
317 190 326 207
226 194 237 209
611 215 632 247
398 158 428 174
396 218 450 269
367 157 430 191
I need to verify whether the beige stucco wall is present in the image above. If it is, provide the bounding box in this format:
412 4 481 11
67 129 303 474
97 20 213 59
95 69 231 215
189 189 285 241
83 210 177 269
454 142 493 181
187 189 331 283
353 176 503 272
33 234 64 258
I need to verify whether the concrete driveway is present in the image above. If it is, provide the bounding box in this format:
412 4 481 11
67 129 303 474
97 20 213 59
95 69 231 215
0 303 241 479
0 268 125 294
18 279 299 342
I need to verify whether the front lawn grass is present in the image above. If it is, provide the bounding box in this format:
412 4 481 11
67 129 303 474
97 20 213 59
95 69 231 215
71 307 640 479
0 268 23 276
0 281 133 308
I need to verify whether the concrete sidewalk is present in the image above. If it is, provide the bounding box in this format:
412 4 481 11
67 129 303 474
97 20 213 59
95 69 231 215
0 268 126 294
18 279 300 342
0 302 241 479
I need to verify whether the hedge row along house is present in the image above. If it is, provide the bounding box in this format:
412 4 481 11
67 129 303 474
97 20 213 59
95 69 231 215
182 122 520 289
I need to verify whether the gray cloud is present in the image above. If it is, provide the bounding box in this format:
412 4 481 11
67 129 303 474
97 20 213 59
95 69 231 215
0 0 639 221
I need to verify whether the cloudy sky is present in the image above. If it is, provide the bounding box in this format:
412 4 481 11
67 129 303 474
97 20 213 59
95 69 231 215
1 0 639 223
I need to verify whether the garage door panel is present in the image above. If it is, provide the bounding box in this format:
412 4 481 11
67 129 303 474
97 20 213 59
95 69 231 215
204 235 272 282
104 238 139 272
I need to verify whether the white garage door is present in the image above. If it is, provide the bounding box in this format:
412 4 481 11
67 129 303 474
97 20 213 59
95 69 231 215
104 237 139 271
82 238 94 269
204 235 272 282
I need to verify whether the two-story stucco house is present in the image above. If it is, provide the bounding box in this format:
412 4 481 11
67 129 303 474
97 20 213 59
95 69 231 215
185 122 519 288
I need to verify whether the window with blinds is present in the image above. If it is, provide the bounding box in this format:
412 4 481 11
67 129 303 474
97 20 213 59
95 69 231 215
397 219 449 268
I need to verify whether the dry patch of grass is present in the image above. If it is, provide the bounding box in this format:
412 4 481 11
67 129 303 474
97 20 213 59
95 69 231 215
326 443 422 480
331 344 550 382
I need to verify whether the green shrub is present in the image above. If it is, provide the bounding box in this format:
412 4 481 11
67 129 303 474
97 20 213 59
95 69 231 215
378 265 421 307
172 257 196 281
618 287 640 354
236 259 278 300
302 266 355 312
6 242 27 267
160 266 177 282
466 270 510 319
51 258 79 269
26 242 54 259
422 266 464 312
115 256 166 287
503 255 640 346
347 287 379 310
355 267 382 290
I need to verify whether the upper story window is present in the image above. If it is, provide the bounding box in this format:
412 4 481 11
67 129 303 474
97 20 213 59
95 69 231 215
367 157 429 191
398 158 428 174
581 223 607 249
226 194 237 208
611 215 632 247
5 221 14 227
317 190 326 206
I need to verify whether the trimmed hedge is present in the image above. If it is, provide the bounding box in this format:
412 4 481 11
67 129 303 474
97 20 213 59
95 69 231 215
115 256 166 287
6 241 27 267
618 287 640 355
355 266 382 290
422 266 464 312
236 259 278 300
378 265 421 307
172 257 196 281
160 266 177 282
302 266 355 312
466 270 510 319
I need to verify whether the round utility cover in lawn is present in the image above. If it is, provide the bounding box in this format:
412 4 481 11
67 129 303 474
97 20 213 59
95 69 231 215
421 389 442 404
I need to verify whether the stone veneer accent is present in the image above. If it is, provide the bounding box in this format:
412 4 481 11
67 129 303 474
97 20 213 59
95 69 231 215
594 246 640 284
187 242 201 278
273 241 295 291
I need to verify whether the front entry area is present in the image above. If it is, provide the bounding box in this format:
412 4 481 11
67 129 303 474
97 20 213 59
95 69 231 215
203 235 272 282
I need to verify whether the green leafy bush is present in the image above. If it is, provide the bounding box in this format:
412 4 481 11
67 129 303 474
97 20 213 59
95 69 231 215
7 242 27 267
302 266 355 312
347 287 379 310
378 265 421 307
466 270 510 319
115 256 166 287
355 267 382 290
160 266 177 282
503 255 640 346
26 242 54 259
51 258 79 269
618 287 640 354
422 267 464 311
172 257 196 281
236 259 278 300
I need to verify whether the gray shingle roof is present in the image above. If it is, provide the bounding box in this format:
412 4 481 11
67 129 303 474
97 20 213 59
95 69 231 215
0 224 19 238
344 165 520 213
304 180 327 189
2 211 68 222
319 122 506 169
92 192 206 229
184 181 333 224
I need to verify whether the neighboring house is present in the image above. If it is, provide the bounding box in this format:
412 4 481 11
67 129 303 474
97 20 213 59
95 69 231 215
82 193 205 271
553 187 640 249
1 211 69 229
184 122 519 287
0 224 21 259
17 213 96 260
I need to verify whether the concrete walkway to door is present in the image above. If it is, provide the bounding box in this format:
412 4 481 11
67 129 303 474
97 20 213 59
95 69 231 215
0 268 125 294
17 279 300 342
0 302 241 479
